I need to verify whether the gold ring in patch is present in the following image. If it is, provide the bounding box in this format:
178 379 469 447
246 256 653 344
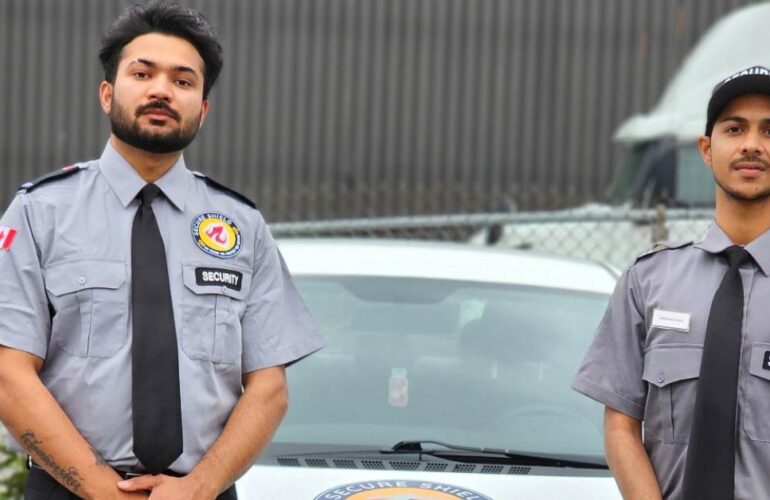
191 212 242 258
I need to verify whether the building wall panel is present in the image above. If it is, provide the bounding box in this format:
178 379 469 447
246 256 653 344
0 0 761 220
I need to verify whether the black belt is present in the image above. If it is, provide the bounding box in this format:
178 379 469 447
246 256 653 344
114 468 185 480
28 457 185 479
26 459 239 500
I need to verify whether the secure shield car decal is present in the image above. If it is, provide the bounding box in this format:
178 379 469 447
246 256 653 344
314 480 494 500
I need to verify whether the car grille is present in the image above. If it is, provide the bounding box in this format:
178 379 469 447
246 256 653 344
275 457 530 475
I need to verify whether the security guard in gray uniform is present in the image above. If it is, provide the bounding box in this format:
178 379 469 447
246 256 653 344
574 65 770 500
0 2 324 499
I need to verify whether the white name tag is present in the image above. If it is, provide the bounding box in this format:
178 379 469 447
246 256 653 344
652 309 690 332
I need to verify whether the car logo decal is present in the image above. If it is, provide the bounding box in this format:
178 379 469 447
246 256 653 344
191 212 242 259
314 480 494 499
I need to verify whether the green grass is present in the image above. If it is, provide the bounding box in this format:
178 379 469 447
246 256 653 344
0 443 27 500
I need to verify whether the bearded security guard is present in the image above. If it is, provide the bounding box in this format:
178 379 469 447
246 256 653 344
0 2 324 499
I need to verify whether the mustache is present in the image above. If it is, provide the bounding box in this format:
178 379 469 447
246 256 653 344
731 155 770 170
136 101 180 121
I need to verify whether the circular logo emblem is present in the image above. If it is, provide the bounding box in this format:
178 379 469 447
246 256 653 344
191 212 242 258
313 480 493 500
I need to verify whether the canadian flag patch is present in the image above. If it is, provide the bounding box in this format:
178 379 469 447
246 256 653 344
0 226 18 250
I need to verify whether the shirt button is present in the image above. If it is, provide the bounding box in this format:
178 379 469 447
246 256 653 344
657 373 665 384
78 276 87 285
221 286 228 293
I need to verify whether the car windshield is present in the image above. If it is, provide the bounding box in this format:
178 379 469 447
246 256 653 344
274 275 610 458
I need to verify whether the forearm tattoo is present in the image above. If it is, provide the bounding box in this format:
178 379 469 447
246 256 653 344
20 430 84 494
90 445 110 468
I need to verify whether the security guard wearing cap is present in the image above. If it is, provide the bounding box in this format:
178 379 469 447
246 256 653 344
0 2 324 499
573 65 770 500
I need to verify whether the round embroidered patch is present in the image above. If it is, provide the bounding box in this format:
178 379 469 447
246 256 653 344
191 212 242 258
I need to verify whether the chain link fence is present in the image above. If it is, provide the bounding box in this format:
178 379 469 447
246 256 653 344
271 205 716 271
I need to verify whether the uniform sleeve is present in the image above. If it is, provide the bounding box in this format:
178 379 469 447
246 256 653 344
240 213 325 372
0 194 50 358
571 266 647 420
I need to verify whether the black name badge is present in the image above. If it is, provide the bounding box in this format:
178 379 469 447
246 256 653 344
764 351 770 371
195 267 243 291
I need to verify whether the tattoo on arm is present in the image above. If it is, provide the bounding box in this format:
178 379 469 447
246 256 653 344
20 430 84 494
90 445 110 468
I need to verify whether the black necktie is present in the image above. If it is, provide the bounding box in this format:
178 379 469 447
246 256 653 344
131 184 183 473
682 245 751 500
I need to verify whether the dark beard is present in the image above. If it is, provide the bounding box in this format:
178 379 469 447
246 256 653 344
715 176 770 202
714 156 770 202
109 100 200 154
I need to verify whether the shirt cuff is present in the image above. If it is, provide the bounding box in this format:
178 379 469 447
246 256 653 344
0 331 47 360
571 373 644 420
242 336 326 373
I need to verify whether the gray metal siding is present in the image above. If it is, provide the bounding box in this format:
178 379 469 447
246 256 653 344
0 0 762 221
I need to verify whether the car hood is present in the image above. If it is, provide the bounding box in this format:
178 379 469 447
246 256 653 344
237 464 620 499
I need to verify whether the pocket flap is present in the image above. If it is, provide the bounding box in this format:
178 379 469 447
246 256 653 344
643 345 702 388
44 260 127 296
182 263 250 300
749 343 770 382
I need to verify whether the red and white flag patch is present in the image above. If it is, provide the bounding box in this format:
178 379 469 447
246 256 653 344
0 226 18 250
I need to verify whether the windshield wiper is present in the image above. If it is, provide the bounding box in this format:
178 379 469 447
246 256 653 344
382 440 608 470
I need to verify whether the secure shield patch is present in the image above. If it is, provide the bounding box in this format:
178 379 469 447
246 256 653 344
0 226 17 251
314 480 493 499
191 212 242 258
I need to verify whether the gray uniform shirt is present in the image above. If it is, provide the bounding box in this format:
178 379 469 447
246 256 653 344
572 222 770 500
0 142 325 473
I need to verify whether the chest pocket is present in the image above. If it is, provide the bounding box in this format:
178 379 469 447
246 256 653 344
44 260 128 358
180 263 250 365
743 343 770 441
641 344 702 443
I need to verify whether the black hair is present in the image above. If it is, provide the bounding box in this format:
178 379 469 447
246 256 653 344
99 1 223 99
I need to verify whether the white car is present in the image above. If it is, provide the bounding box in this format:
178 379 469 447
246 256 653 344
238 239 621 499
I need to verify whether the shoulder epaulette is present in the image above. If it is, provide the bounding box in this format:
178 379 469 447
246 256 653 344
191 171 256 209
635 240 693 263
18 165 83 193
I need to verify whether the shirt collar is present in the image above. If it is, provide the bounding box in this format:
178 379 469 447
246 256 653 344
98 141 188 211
694 222 770 276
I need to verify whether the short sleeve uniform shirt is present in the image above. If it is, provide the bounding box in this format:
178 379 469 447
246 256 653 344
573 223 770 500
0 142 325 473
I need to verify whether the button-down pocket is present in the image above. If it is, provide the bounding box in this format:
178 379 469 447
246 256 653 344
180 263 250 365
744 343 770 441
642 344 702 443
44 260 128 358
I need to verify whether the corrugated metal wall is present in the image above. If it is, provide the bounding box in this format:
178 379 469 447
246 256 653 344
0 0 761 221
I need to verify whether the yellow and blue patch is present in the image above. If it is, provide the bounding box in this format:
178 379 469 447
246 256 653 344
191 212 242 259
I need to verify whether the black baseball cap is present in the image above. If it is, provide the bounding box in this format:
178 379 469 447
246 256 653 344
705 65 770 136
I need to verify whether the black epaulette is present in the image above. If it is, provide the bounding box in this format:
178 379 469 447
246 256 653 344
635 240 693 263
18 165 83 193
191 171 256 209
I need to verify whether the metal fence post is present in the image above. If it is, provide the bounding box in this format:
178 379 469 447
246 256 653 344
652 204 669 243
